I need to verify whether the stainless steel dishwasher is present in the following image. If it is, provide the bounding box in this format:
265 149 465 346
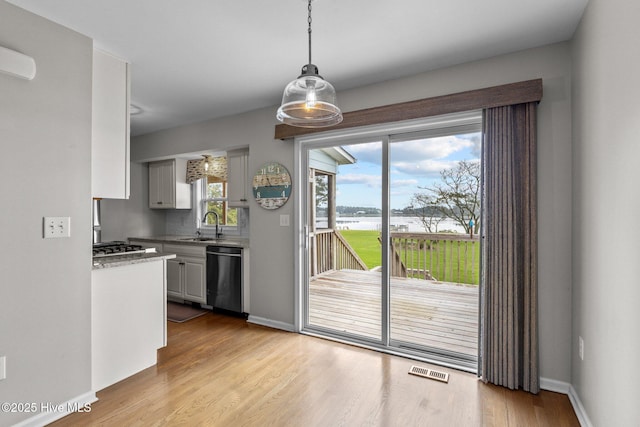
206 245 243 315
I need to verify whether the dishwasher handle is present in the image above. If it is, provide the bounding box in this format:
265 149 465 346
207 251 242 257
206 246 242 256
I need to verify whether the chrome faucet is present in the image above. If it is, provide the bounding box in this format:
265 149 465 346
201 210 222 238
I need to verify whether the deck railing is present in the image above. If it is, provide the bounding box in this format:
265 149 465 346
389 232 480 285
311 229 480 285
311 229 368 277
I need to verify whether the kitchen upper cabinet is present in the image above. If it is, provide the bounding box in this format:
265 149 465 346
149 159 191 209
92 49 130 199
164 244 206 304
227 149 249 207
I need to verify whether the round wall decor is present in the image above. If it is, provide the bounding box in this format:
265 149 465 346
252 162 292 209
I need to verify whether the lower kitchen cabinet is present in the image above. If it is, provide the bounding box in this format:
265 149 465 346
166 258 182 297
164 244 206 304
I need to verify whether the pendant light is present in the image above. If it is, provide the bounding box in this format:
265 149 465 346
202 155 210 172
276 0 343 128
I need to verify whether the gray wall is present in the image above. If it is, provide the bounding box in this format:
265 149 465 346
0 2 93 426
100 162 165 242
572 0 640 425
131 42 574 384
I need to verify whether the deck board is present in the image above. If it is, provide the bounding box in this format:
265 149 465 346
309 269 479 356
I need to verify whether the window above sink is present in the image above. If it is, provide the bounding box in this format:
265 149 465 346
195 173 238 237
202 176 237 226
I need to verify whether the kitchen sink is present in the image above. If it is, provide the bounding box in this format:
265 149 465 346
179 237 218 242
176 236 244 246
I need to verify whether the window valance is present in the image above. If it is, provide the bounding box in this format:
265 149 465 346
186 156 227 183
274 79 542 140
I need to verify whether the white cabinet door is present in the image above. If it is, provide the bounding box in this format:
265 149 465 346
92 49 130 199
148 161 162 207
183 257 206 304
149 159 191 209
166 258 183 298
228 150 249 207
159 161 176 206
164 244 206 304
149 160 174 208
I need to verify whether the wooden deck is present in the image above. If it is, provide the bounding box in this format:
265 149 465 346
308 269 479 357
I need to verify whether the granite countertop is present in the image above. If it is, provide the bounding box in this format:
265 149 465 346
92 251 176 270
129 235 250 248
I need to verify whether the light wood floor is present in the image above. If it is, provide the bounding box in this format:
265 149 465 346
50 312 579 427
310 269 478 356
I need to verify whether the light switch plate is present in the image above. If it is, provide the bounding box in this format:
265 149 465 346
280 214 290 227
578 336 584 361
44 216 71 238
0 356 6 380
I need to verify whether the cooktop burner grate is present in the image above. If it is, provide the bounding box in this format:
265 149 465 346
92 241 146 258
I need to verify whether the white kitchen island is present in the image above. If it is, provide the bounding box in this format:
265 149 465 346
91 252 175 391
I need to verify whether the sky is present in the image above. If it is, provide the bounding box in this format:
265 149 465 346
333 132 481 209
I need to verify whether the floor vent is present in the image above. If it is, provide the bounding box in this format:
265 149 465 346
408 365 450 383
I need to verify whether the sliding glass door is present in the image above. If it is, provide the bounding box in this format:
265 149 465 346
299 112 482 370
388 132 481 364
306 141 383 343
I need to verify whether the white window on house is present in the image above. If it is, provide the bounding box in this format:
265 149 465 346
200 175 238 229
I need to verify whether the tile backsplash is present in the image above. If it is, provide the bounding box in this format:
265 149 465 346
165 207 249 237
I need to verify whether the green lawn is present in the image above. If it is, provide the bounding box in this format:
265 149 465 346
338 230 382 269
338 229 480 285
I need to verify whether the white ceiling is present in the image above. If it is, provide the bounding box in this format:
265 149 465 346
8 0 588 136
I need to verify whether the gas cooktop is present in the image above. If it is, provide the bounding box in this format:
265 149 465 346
92 241 146 258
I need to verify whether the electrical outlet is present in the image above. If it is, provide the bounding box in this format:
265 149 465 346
44 216 71 238
578 336 584 361
0 356 6 380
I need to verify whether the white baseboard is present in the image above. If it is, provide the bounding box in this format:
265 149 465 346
540 377 571 394
540 377 592 427
247 315 295 332
12 391 97 427
568 384 593 427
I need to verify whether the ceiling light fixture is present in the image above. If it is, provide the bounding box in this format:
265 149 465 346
276 0 342 128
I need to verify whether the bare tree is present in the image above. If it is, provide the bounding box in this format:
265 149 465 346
409 193 446 233
413 160 481 234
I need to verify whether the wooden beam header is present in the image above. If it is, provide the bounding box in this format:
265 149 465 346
274 79 543 140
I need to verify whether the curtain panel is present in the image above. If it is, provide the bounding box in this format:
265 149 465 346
481 103 539 393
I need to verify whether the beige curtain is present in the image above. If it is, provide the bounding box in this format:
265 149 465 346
481 103 538 393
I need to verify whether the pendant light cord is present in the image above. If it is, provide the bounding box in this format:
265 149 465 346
307 0 313 65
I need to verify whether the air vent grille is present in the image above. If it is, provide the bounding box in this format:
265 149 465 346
408 365 450 383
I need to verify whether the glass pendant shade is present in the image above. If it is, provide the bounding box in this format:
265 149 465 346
277 64 343 128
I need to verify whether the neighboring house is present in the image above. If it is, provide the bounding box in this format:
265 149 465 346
0 1 638 427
